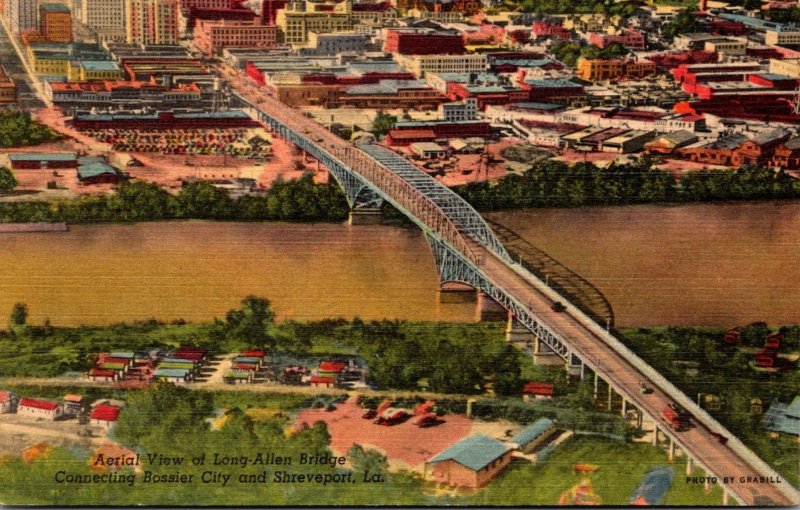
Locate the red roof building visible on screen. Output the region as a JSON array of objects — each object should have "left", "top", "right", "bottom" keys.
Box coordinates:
[
  {"left": 309, "top": 376, "right": 336, "bottom": 387},
  {"left": 90, "top": 404, "right": 121, "bottom": 426},
  {"left": 522, "top": 382, "right": 554, "bottom": 399},
  {"left": 89, "top": 368, "right": 118, "bottom": 380},
  {"left": 319, "top": 361, "right": 347, "bottom": 373},
  {"left": 19, "top": 398, "right": 60, "bottom": 414},
  {"left": 241, "top": 349, "right": 266, "bottom": 358},
  {"left": 384, "top": 29, "right": 465, "bottom": 55}
]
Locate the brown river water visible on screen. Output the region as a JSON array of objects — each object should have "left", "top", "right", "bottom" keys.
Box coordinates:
[{"left": 0, "top": 200, "right": 797, "bottom": 327}]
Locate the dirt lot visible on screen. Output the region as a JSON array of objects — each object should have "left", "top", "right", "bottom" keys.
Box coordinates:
[
  {"left": 0, "top": 413, "right": 108, "bottom": 457},
  {"left": 295, "top": 398, "right": 497, "bottom": 472}
]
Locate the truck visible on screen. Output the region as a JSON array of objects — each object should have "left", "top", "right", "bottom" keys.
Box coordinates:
[{"left": 662, "top": 404, "right": 691, "bottom": 431}]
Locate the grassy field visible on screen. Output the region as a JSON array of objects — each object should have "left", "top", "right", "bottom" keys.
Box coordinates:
[{"left": 463, "top": 437, "right": 724, "bottom": 506}]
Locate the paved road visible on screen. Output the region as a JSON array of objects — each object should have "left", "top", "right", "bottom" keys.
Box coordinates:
[
  {"left": 218, "top": 69, "right": 798, "bottom": 506},
  {"left": 477, "top": 244, "right": 796, "bottom": 506}
]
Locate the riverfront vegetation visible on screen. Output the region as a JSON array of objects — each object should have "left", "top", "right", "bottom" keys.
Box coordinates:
[
  {"left": 619, "top": 324, "right": 800, "bottom": 487},
  {"left": 454, "top": 160, "right": 800, "bottom": 211},
  {"left": 0, "top": 110, "right": 60, "bottom": 149},
  {"left": 0, "top": 383, "right": 699, "bottom": 506},
  {"left": 0, "top": 176, "right": 349, "bottom": 223},
  {"left": 2, "top": 158, "right": 800, "bottom": 223}
]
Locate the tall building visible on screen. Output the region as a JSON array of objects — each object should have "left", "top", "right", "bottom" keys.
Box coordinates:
[
  {"left": 40, "top": 3, "right": 72, "bottom": 43},
  {"left": 275, "top": 0, "right": 352, "bottom": 45},
  {"left": 126, "top": 0, "right": 180, "bottom": 45},
  {"left": 81, "top": 0, "right": 126, "bottom": 42},
  {"left": 6, "top": 0, "right": 38, "bottom": 33}
]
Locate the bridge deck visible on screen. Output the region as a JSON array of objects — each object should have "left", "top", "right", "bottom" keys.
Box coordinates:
[{"left": 224, "top": 69, "right": 798, "bottom": 506}]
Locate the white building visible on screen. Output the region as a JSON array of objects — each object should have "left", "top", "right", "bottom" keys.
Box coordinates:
[
  {"left": 439, "top": 97, "right": 478, "bottom": 122},
  {"left": 301, "top": 31, "right": 370, "bottom": 55},
  {"left": 394, "top": 53, "right": 488, "bottom": 77}
]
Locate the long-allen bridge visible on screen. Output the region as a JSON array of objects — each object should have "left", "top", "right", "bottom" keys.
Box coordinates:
[{"left": 231, "top": 85, "right": 798, "bottom": 507}]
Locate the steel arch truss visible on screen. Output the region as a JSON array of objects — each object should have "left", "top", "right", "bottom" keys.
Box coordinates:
[
  {"left": 359, "top": 143, "right": 511, "bottom": 261},
  {"left": 251, "top": 106, "right": 384, "bottom": 210},
  {"left": 426, "top": 234, "right": 571, "bottom": 360}
]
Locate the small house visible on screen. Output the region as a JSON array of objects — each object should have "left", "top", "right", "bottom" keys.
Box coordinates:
[
  {"left": 723, "top": 328, "right": 740, "bottom": 345},
  {"left": 224, "top": 371, "right": 252, "bottom": 385},
  {"left": 751, "top": 397, "right": 763, "bottom": 416},
  {"left": 702, "top": 394, "right": 722, "bottom": 412},
  {"left": 522, "top": 381, "right": 554, "bottom": 401},
  {"left": 762, "top": 396, "right": 800, "bottom": 442},
  {"left": 90, "top": 404, "right": 121, "bottom": 427},
  {"left": 233, "top": 356, "right": 263, "bottom": 369},
  {"left": 0, "top": 391, "right": 20, "bottom": 413},
  {"left": 18, "top": 398, "right": 62, "bottom": 420},
  {"left": 154, "top": 368, "right": 191, "bottom": 384},
  {"left": 426, "top": 434, "right": 513, "bottom": 488},
  {"left": 309, "top": 376, "right": 336, "bottom": 388},
  {"left": 89, "top": 368, "right": 118, "bottom": 382},
  {"left": 508, "top": 418, "right": 558, "bottom": 453}
]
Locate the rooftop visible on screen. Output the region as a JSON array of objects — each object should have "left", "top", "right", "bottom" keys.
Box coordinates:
[
  {"left": 509, "top": 418, "right": 555, "bottom": 447},
  {"left": 428, "top": 434, "right": 511, "bottom": 471},
  {"left": 41, "top": 3, "right": 70, "bottom": 13}
]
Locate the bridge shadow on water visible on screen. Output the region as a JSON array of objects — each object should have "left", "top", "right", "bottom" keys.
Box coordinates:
[{"left": 486, "top": 219, "right": 616, "bottom": 330}]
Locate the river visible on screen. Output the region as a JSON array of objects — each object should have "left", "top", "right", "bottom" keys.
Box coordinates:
[{"left": 0, "top": 201, "right": 797, "bottom": 328}]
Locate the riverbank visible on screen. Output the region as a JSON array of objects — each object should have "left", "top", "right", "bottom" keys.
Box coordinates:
[{"left": 0, "top": 222, "right": 67, "bottom": 233}]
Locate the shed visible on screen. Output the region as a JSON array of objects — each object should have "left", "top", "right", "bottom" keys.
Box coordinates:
[
  {"left": 410, "top": 142, "right": 448, "bottom": 159},
  {"left": 509, "top": 418, "right": 557, "bottom": 453},
  {"left": 154, "top": 368, "right": 191, "bottom": 383},
  {"left": 89, "top": 368, "right": 118, "bottom": 381},
  {"left": 426, "top": 434, "right": 513, "bottom": 488}
]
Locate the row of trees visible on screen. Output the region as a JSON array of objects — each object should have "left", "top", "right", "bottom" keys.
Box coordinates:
[
  {"left": 0, "top": 175, "right": 350, "bottom": 224},
  {"left": 454, "top": 159, "right": 800, "bottom": 211}
]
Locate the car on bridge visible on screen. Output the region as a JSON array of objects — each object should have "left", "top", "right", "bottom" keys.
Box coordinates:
[{"left": 551, "top": 301, "right": 567, "bottom": 312}]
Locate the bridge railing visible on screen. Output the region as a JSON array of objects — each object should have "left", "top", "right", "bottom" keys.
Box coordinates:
[{"left": 503, "top": 258, "right": 798, "bottom": 504}]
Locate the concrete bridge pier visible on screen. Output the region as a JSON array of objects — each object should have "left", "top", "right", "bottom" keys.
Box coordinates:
[
  {"left": 636, "top": 408, "right": 643, "bottom": 431},
  {"left": 347, "top": 207, "right": 383, "bottom": 225},
  {"left": 534, "top": 336, "right": 563, "bottom": 367},
  {"left": 652, "top": 425, "right": 659, "bottom": 446},
  {"left": 722, "top": 489, "right": 729, "bottom": 506},
  {"left": 438, "top": 282, "right": 477, "bottom": 304},
  {"left": 476, "top": 292, "right": 507, "bottom": 322},
  {"left": 687, "top": 457, "right": 695, "bottom": 476},
  {"left": 669, "top": 437, "right": 675, "bottom": 462},
  {"left": 593, "top": 372, "right": 599, "bottom": 399},
  {"left": 566, "top": 352, "right": 583, "bottom": 377},
  {"left": 505, "top": 315, "right": 535, "bottom": 349}
]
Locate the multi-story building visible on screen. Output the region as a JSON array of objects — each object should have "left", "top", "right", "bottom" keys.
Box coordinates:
[
  {"left": 275, "top": 0, "right": 352, "bottom": 45},
  {"left": 439, "top": 97, "right": 477, "bottom": 121},
  {"left": 394, "top": 53, "right": 488, "bottom": 77},
  {"left": 383, "top": 28, "right": 465, "bottom": 55},
  {"left": 351, "top": 2, "right": 397, "bottom": 28},
  {"left": 40, "top": 3, "right": 72, "bottom": 43},
  {"left": 300, "top": 31, "right": 370, "bottom": 55},
  {"left": 81, "top": 0, "right": 127, "bottom": 43},
  {"left": 193, "top": 17, "right": 278, "bottom": 55},
  {"left": 180, "top": 0, "right": 237, "bottom": 12},
  {"left": 6, "top": 0, "right": 37, "bottom": 33},
  {"left": 576, "top": 58, "right": 656, "bottom": 82},
  {"left": 126, "top": 0, "right": 180, "bottom": 45},
  {"left": 46, "top": 79, "right": 210, "bottom": 110},
  {"left": 532, "top": 17, "right": 573, "bottom": 41},
  {"left": 765, "top": 29, "right": 800, "bottom": 46},
  {"left": 587, "top": 29, "right": 646, "bottom": 50}
]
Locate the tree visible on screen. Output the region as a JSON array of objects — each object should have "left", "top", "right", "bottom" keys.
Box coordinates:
[
  {"left": 223, "top": 296, "right": 278, "bottom": 350},
  {"left": 347, "top": 444, "right": 388, "bottom": 474},
  {"left": 371, "top": 111, "right": 396, "bottom": 138},
  {"left": 9, "top": 302, "right": 28, "bottom": 334},
  {"left": 0, "top": 167, "right": 17, "bottom": 194}
]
